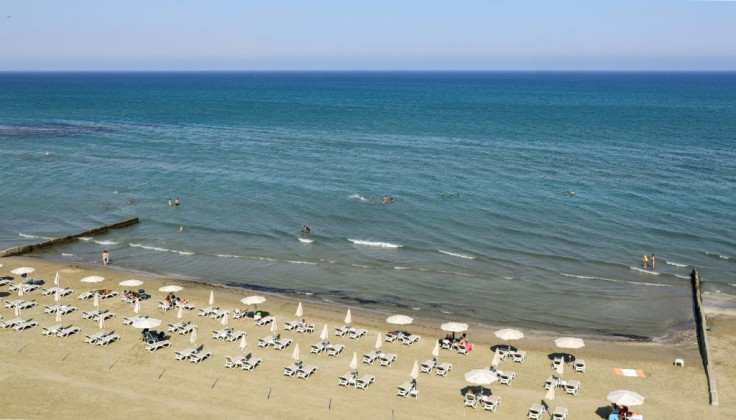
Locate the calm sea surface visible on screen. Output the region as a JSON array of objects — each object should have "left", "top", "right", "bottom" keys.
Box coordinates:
[{"left": 1, "top": 72, "right": 735, "bottom": 338}]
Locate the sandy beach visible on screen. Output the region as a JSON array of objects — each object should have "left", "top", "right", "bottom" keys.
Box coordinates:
[{"left": 0, "top": 255, "right": 733, "bottom": 420}]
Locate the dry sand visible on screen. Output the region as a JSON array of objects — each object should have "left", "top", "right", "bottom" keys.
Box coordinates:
[{"left": 0, "top": 255, "right": 733, "bottom": 419}]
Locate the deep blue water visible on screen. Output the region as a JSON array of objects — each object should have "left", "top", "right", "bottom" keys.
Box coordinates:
[{"left": 1, "top": 72, "right": 735, "bottom": 338}]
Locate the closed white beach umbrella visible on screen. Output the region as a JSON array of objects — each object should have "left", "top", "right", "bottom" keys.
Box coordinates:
[
  {"left": 441, "top": 322, "right": 468, "bottom": 333},
  {"left": 221, "top": 313, "right": 229, "bottom": 326},
  {"left": 495, "top": 328, "right": 524, "bottom": 341},
  {"left": 432, "top": 341, "right": 440, "bottom": 358},
  {"left": 239, "top": 335, "right": 247, "bottom": 352},
  {"left": 55, "top": 309, "right": 62, "bottom": 323},
  {"left": 54, "top": 288, "right": 61, "bottom": 303},
  {"left": 320, "top": 324, "right": 329, "bottom": 341},
  {"left": 14, "top": 304, "right": 21, "bottom": 317},
  {"left": 119, "top": 279, "right": 143, "bottom": 287},
  {"left": 387, "top": 314, "right": 413, "bottom": 325},
  {"left": 344, "top": 309, "right": 352, "bottom": 325},
  {"left": 176, "top": 306, "right": 183, "bottom": 319},
  {"left": 556, "top": 359, "right": 565, "bottom": 375},
  {"left": 410, "top": 360, "right": 419, "bottom": 380},
  {"left": 54, "top": 272, "right": 61, "bottom": 286},
  {"left": 349, "top": 351, "right": 358, "bottom": 370},
  {"left": 209, "top": 290, "right": 215, "bottom": 306},
  {"left": 11, "top": 267, "right": 35, "bottom": 275},
  {"left": 134, "top": 300, "right": 141, "bottom": 315},
  {"left": 292, "top": 343, "right": 301, "bottom": 361},
  {"left": 93, "top": 293, "right": 99, "bottom": 308},
  {"left": 190, "top": 328, "right": 197, "bottom": 344},
  {"left": 81, "top": 276, "right": 105, "bottom": 283},
  {"left": 464, "top": 369, "right": 498, "bottom": 385},
  {"left": 99, "top": 316, "right": 105, "bottom": 330},
  {"left": 241, "top": 295, "right": 266, "bottom": 305},
  {"left": 270, "top": 317, "right": 278, "bottom": 333},
  {"left": 491, "top": 348, "right": 501, "bottom": 367},
  {"left": 158, "top": 285, "right": 183, "bottom": 293},
  {"left": 17, "top": 284, "right": 24, "bottom": 297},
  {"left": 375, "top": 332, "right": 383, "bottom": 350},
  {"left": 545, "top": 380, "right": 557, "bottom": 400},
  {"left": 295, "top": 302, "right": 303, "bottom": 317},
  {"left": 607, "top": 390, "right": 645, "bottom": 406},
  {"left": 132, "top": 317, "right": 162, "bottom": 329}
]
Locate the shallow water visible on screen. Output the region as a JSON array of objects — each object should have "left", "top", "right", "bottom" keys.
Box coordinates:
[{"left": 2, "top": 72, "right": 735, "bottom": 338}]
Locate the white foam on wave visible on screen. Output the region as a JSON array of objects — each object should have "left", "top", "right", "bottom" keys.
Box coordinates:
[
  {"left": 674, "top": 274, "right": 689, "bottom": 279},
  {"left": 94, "top": 240, "right": 118, "bottom": 245},
  {"left": 349, "top": 194, "right": 373, "bottom": 203},
  {"left": 287, "top": 260, "right": 317, "bottom": 265},
  {"left": 666, "top": 261, "right": 687, "bottom": 267},
  {"left": 351, "top": 264, "right": 370, "bottom": 269},
  {"left": 78, "top": 237, "right": 91, "bottom": 241},
  {"left": 348, "top": 238, "right": 402, "bottom": 248},
  {"left": 562, "top": 272, "right": 672, "bottom": 287},
  {"left": 412, "top": 307, "right": 421, "bottom": 311},
  {"left": 705, "top": 251, "right": 731, "bottom": 260},
  {"left": 438, "top": 250, "right": 476, "bottom": 259},
  {"left": 130, "top": 243, "right": 170, "bottom": 252},
  {"left": 19, "top": 232, "right": 52, "bottom": 240},
  {"left": 629, "top": 267, "right": 660, "bottom": 275},
  {"left": 178, "top": 251, "right": 194, "bottom": 256},
  {"left": 297, "top": 237, "right": 314, "bottom": 244},
  {"left": 61, "top": 253, "right": 74, "bottom": 257},
  {"left": 394, "top": 266, "right": 410, "bottom": 270},
  {"left": 216, "top": 254, "right": 240, "bottom": 258},
  {"left": 561, "top": 273, "right": 594, "bottom": 279}
]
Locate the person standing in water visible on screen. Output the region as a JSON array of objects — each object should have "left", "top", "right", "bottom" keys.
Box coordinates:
[
  {"left": 650, "top": 253, "right": 655, "bottom": 270},
  {"left": 168, "top": 198, "right": 172, "bottom": 207},
  {"left": 102, "top": 250, "right": 110, "bottom": 266},
  {"left": 642, "top": 254, "right": 648, "bottom": 269},
  {"left": 301, "top": 225, "right": 310, "bottom": 234},
  {"left": 174, "top": 198, "right": 180, "bottom": 206}
]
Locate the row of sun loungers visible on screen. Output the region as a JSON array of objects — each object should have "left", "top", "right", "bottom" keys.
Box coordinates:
[
  {"left": 283, "top": 363, "right": 318, "bottom": 379},
  {"left": 84, "top": 330, "right": 120, "bottom": 346},
  {"left": 8, "top": 283, "right": 40, "bottom": 293},
  {"left": 43, "top": 304, "right": 78, "bottom": 315},
  {"left": 4, "top": 299, "right": 37, "bottom": 310},
  {"left": 211, "top": 327, "right": 246, "bottom": 342},
  {"left": 396, "top": 381, "right": 419, "bottom": 398},
  {"left": 1, "top": 318, "right": 39, "bottom": 331},
  {"left": 82, "top": 309, "right": 115, "bottom": 322},
  {"left": 224, "top": 355, "right": 262, "bottom": 370},
  {"left": 465, "top": 393, "right": 501, "bottom": 411},
  {"left": 529, "top": 404, "right": 568, "bottom": 420},
  {"left": 78, "top": 290, "right": 119, "bottom": 300},
  {"left": 310, "top": 342, "right": 345, "bottom": 356},
  {"left": 42, "top": 324, "right": 81, "bottom": 337},
  {"left": 41, "top": 287, "right": 74, "bottom": 297},
  {"left": 385, "top": 331, "right": 421, "bottom": 345},
  {"left": 338, "top": 372, "right": 375, "bottom": 389},
  {"left": 174, "top": 347, "right": 212, "bottom": 364}
]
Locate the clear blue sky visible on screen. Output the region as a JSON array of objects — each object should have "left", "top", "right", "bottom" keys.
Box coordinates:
[{"left": 2, "top": 0, "right": 735, "bottom": 71}]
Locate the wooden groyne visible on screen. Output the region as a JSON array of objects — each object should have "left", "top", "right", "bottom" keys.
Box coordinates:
[
  {"left": 691, "top": 268, "right": 719, "bottom": 406},
  {"left": 0, "top": 217, "right": 139, "bottom": 257}
]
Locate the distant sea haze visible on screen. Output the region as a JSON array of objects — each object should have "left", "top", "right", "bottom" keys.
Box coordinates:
[{"left": 1, "top": 72, "right": 735, "bottom": 339}]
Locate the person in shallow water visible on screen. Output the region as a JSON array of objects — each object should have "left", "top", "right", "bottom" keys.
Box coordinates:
[{"left": 301, "top": 225, "right": 310, "bottom": 234}]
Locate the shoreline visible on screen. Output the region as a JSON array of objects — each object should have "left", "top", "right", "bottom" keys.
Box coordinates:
[
  {"left": 28, "top": 253, "right": 695, "bottom": 344},
  {"left": 2, "top": 255, "right": 734, "bottom": 419}
]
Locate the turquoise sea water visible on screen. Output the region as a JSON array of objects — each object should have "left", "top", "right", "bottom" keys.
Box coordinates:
[{"left": 1, "top": 72, "right": 735, "bottom": 339}]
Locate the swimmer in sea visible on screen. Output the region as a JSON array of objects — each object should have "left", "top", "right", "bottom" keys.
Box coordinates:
[
  {"left": 567, "top": 190, "right": 576, "bottom": 198},
  {"left": 301, "top": 225, "right": 311, "bottom": 234},
  {"left": 382, "top": 195, "right": 388, "bottom": 205},
  {"left": 168, "top": 198, "right": 172, "bottom": 207},
  {"left": 126, "top": 199, "right": 133, "bottom": 205},
  {"left": 174, "top": 197, "right": 180, "bottom": 206},
  {"left": 179, "top": 225, "right": 184, "bottom": 232}
]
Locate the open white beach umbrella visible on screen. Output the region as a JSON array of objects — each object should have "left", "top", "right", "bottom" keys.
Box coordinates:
[
  {"left": 81, "top": 276, "right": 105, "bottom": 283},
  {"left": 432, "top": 341, "right": 440, "bottom": 358},
  {"left": 134, "top": 300, "right": 141, "bottom": 315},
  {"left": 119, "top": 279, "right": 143, "bottom": 287},
  {"left": 387, "top": 314, "right": 413, "bottom": 325},
  {"left": 55, "top": 309, "right": 62, "bottom": 323},
  {"left": 159, "top": 285, "right": 183, "bottom": 293},
  {"left": 132, "top": 317, "right": 162, "bottom": 329},
  {"left": 239, "top": 335, "right": 247, "bottom": 352},
  {"left": 464, "top": 369, "right": 499, "bottom": 385},
  {"left": 495, "top": 328, "right": 524, "bottom": 341},
  {"left": 54, "top": 272, "right": 61, "bottom": 286},
  {"left": 221, "top": 313, "right": 229, "bottom": 326},
  {"left": 320, "top": 324, "right": 329, "bottom": 341},
  {"left": 345, "top": 309, "right": 352, "bottom": 325},
  {"left": 11, "top": 267, "right": 35, "bottom": 275},
  {"left": 607, "top": 390, "right": 645, "bottom": 406},
  {"left": 375, "top": 332, "right": 383, "bottom": 350},
  {"left": 93, "top": 293, "right": 100, "bottom": 308},
  {"left": 209, "top": 290, "right": 215, "bottom": 306},
  {"left": 441, "top": 322, "right": 468, "bottom": 333},
  {"left": 555, "top": 337, "right": 585, "bottom": 349},
  {"left": 295, "top": 302, "right": 303, "bottom": 317},
  {"left": 241, "top": 295, "right": 266, "bottom": 305},
  {"left": 190, "top": 328, "right": 197, "bottom": 344},
  {"left": 176, "top": 306, "right": 183, "bottom": 319},
  {"left": 292, "top": 343, "right": 301, "bottom": 361},
  {"left": 270, "top": 317, "right": 278, "bottom": 333},
  {"left": 410, "top": 360, "right": 419, "bottom": 380},
  {"left": 349, "top": 351, "right": 358, "bottom": 370}
]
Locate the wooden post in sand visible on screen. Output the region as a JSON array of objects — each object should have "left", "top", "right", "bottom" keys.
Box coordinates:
[
  {"left": 690, "top": 268, "right": 719, "bottom": 406},
  {"left": 0, "top": 217, "right": 139, "bottom": 257}
]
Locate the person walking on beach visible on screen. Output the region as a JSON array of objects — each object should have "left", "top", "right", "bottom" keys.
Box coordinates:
[
  {"left": 642, "top": 254, "right": 648, "bottom": 269},
  {"left": 651, "top": 253, "right": 656, "bottom": 270},
  {"left": 102, "top": 250, "right": 110, "bottom": 267}
]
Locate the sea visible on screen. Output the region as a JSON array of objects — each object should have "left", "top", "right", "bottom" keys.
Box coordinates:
[{"left": 1, "top": 71, "right": 735, "bottom": 340}]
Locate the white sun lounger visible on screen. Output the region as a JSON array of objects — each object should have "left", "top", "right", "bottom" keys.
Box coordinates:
[
  {"left": 175, "top": 348, "right": 197, "bottom": 361},
  {"left": 355, "top": 375, "right": 375, "bottom": 390},
  {"left": 396, "top": 382, "right": 413, "bottom": 397},
  {"left": 363, "top": 351, "right": 379, "bottom": 365},
  {"left": 42, "top": 323, "right": 64, "bottom": 336},
  {"left": 334, "top": 325, "right": 352, "bottom": 337},
  {"left": 327, "top": 344, "right": 345, "bottom": 357},
  {"left": 499, "top": 371, "right": 515, "bottom": 385},
  {"left": 338, "top": 372, "right": 357, "bottom": 387},
  {"left": 297, "top": 323, "right": 314, "bottom": 334},
  {"left": 14, "top": 320, "right": 39, "bottom": 331},
  {"left": 349, "top": 328, "right": 367, "bottom": 339},
  {"left": 4, "top": 299, "right": 23, "bottom": 309},
  {"left": 210, "top": 309, "right": 229, "bottom": 320},
  {"left": 57, "top": 325, "right": 81, "bottom": 338},
  {"left": 283, "top": 363, "right": 299, "bottom": 377},
  {"left": 176, "top": 302, "right": 195, "bottom": 311},
  {"left": 273, "top": 338, "right": 293, "bottom": 350},
  {"left": 78, "top": 290, "right": 97, "bottom": 300},
  {"left": 552, "top": 406, "right": 568, "bottom": 420},
  {"left": 0, "top": 317, "right": 24, "bottom": 329},
  {"left": 212, "top": 327, "right": 233, "bottom": 340},
  {"left": 402, "top": 334, "right": 421, "bottom": 346},
  {"left": 255, "top": 315, "right": 274, "bottom": 327},
  {"left": 420, "top": 359, "right": 436, "bottom": 373},
  {"left": 225, "top": 330, "right": 246, "bottom": 342},
  {"left": 311, "top": 342, "right": 327, "bottom": 354},
  {"left": 435, "top": 362, "right": 453, "bottom": 376},
  {"left": 573, "top": 359, "right": 586, "bottom": 372},
  {"left": 158, "top": 301, "right": 173, "bottom": 311},
  {"left": 17, "top": 300, "right": 38, "bottom": 310},
  {"left": 198, "top": 306, "right": 217, "bottom": 317},
  {"left": 379, "top": 353, "right": 397, "bottom": 367},
  {"left": 242, "top": 357, "right": 262, "bottom": 371},
  {"left": 512, "top": 350, "right": 527, "bottom": 363},
  {"left": 190, "top": 351, "right": 212, "bottom": 364},
  {"left": 564, "top": 380, "right": 580, "bottom": 395},
  {"left": 177, "top": 324, "right": 197, "bottom": 335},
  {"left": 84, "top": 331, "right": 110, "bottom": 344},
  {"left": 167, "top": 321, "right": 188, "bottom": 332},
  {"left": 97, "top": 333, "right": 120, "bottom": 346},
  {"left": 528, "top": 403, "right": 544, "bottom": 420},
  {"left": 482, "top": 395, "right": 501, "bottom": 412},
  {"left": 297, "top": 365, "right": 317, "bottom": 379},
  {"left": 146, "top": 340, "right": 171, "bottom": 352},
  {"left": 284, "top": 320, "right": 301, "bottom": 331},
  {"left": 258, "top": 335, "right": 276, "bottom": 348},
  {"left": 225, "top": 355, "right": 247, "bottom": 369}
]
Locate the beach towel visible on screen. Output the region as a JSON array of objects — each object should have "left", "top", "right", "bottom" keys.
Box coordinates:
[{"left": 613, "top": 368, "right": 645, "bottom": 378}]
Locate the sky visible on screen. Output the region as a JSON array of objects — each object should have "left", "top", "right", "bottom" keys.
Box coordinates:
[{"left": 1, "top": 0, "right": 735, "bottom": 71}]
